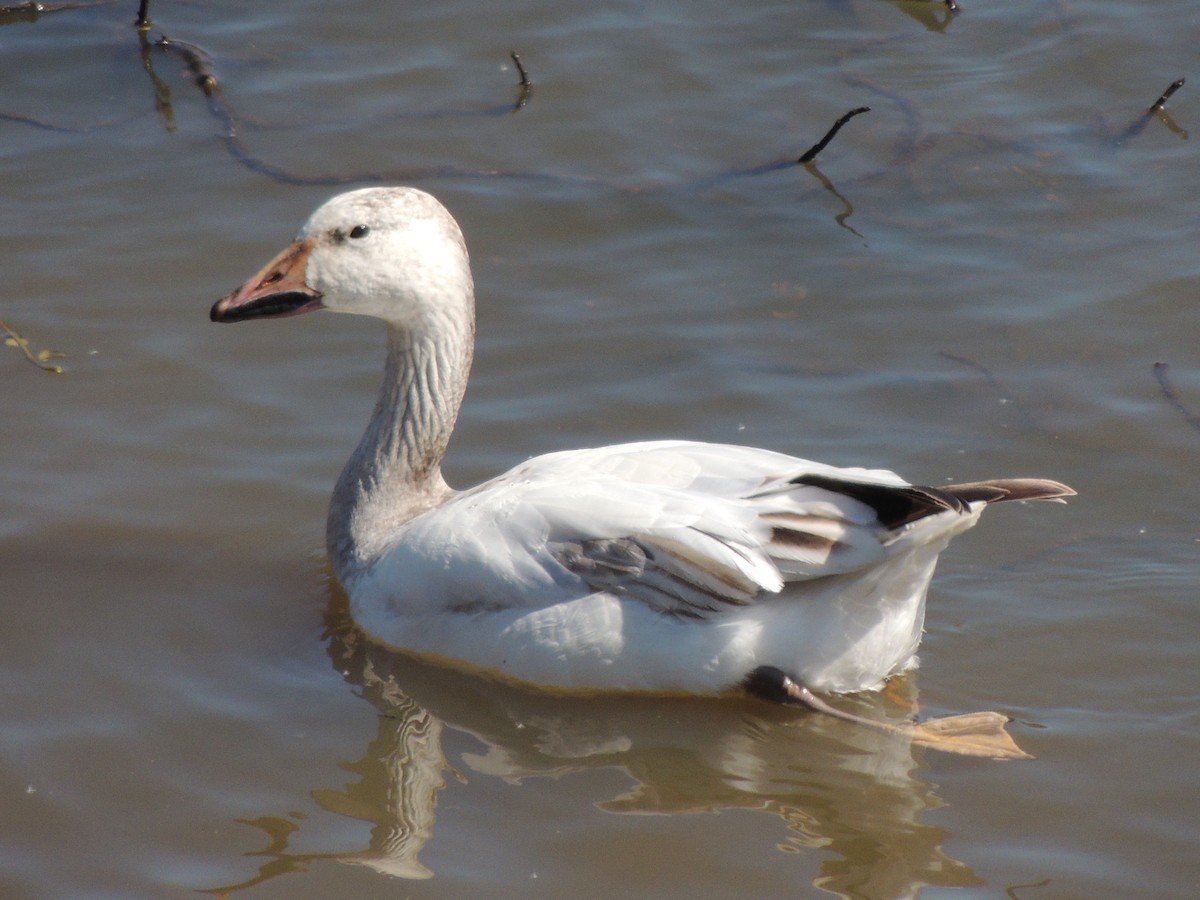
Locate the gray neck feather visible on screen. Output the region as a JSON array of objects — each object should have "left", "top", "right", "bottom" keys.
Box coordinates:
[{"left": 327, "top": 318, "right": 472, "bottom": 585}]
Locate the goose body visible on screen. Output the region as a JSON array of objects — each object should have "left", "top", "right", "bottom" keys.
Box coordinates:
[{"left": 212, "top": 187, "right": 1073, "bottom": 702}]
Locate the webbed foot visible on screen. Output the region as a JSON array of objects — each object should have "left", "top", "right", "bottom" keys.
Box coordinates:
[{"left": 744, "top": 665, "right": 1032, "bottom": 760}]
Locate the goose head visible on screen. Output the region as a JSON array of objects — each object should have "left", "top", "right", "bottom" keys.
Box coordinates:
[{"left": 211, "top": 187, "right": 474, "bottom": 331}]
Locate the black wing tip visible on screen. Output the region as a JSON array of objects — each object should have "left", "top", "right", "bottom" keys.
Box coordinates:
[
  {"left": 789, "top": 473, "right": 1074, "bottom": 530},
  {"left": 789, "top": 473, "right": 966, "bottom": 529}
]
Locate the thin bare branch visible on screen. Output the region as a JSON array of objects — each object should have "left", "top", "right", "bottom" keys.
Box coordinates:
[
  {"left": 1150, "top": 77, "right": 1185, "bottom": 111},
  {"left": 798, "top": 106, "right": 870, "bottom": 164},
  {"left": 1114, "top": 78, "right": 1187, "bottom": 143},
  {"left": 510, "top": 51, "right": 532, "bottom": 112}
]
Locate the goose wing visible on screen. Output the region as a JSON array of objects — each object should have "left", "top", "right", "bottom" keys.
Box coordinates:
[{"left": 377, "top": 441, "right": 1006, "bottom": 620}]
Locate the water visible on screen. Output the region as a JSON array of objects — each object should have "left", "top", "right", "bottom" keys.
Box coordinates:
[{"left": 2, "top": 0, "right": 1198, "bottom": 896}]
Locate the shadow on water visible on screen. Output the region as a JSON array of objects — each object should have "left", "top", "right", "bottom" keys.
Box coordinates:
[{"left": 203, "top": 588, "right": 986, "bottom": 897}]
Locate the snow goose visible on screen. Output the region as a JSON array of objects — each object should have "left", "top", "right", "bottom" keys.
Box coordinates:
[{"left": 212, "top": 187, "right": 1073, "bottom": 758}]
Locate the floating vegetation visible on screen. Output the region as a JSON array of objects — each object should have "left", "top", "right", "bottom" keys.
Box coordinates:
[{"left": 0, "top": 319, "right": 66, "bottom": 374}]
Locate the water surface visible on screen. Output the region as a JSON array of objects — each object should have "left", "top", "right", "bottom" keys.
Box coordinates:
[{"left": 2, "top": 1, "right": 1198, "bottom": 896}]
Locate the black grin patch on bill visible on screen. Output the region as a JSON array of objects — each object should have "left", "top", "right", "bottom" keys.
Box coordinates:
[{"left": 210, "top": 290, "right": 321, "bottom": 322}]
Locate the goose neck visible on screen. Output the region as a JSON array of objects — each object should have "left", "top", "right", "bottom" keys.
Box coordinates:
[{"left": 327, "top": 320, "right": 472, "bottom": 581}]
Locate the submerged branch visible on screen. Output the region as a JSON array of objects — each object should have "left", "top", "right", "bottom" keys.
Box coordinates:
[
  {"left": 939, "top": 351, "right": 1007, "bottom": 396},
  {"left": 154, "top": 34, "right": 219, "bottom": 94},
  {"left": 1114, "top": 77, "right": 1187, "bottom": 143},
  {"left": 889, "top": 0, "right": 959, "bottom": 33},
  {"left": 0, "top": 1, "right": 109, "bottom": 25},
  {"left": 2, "top": 11, "right": 885, "bottom": 198},
  {"left": 137, "top": 24, "right": 174, "bottom": 131},
  {"left": 1153, "top": 361, "right": 1200, "bottom": 434},
  {"left": 803, "top": 163, "right": 865, "bottom": 240},
  {"left": 0, "top": 109, "right": 141, "bottom": 131}
]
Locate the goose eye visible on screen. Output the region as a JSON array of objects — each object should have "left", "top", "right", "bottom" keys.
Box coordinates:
[{"left": 349, "top": 224, "right": 371, "bottom": 239}]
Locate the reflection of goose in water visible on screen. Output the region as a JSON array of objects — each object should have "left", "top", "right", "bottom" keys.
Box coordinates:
[
  {"left": 211, "top": 187, "right": 1072, "bottom": 756},
  {"left": 203, "top": 597, "right": 988, "bottom": 896}
]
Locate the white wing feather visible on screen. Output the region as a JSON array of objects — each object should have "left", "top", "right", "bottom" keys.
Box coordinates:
[{"left": 362, "top": 441, "right": 941, "bottom": 620}]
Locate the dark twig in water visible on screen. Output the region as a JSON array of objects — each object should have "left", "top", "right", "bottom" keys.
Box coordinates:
[
  {"left": 0, "top": 319, "right": 66, "bottom": 374},
  {"left": 939, "top": 351, "right": 1006, "bottom": 395},
  {"left": 938, "top": 352, "right": 1050, "bottom": 434},
  {"left": 1150, "top": 77, "right": 1185, "bottom": 111},
  {"left": 887, "top": 0, "right": 957, "bottom": 33},
  {"left": 136, "top": 27, "right": 222, "bottom": 134},
  {"left": 0, "top": 13, "right": 898, "bottom": 199},
  {"left": 511, "top": 51, "right": 530, "bottom": 88},
  {"left": 0, "top": 0, "right": 44, "bottom": 20},
  {"left": 140, "top": 31, "right": 562, "bottom": 185},
  {"left": 0, "top": 0, "right": 109, "bottom": 23},
  {"left": 155, "top": 34, "right": 219, "bottom": 94},
  {"left": 1006, "top": 879, "right": 1052, "bottom": 900},
  {"left": 798, "top": 106, "right": 870, "bottom": 164},
  {"left": 1153, "top": 362, "right": 1200, "bottom": 434},
  {"left": 510, "top": 51, "right": 532, "bottom": 112},
  {"left": 1114, "top": 78, "right": 1187, "bottom": 143},
  {"left": 0, "top": 109, "right": 142, "bottom": 130}
]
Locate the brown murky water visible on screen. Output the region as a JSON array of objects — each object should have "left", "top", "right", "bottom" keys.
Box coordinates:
[{"left": 2, "top": 1, "right": 1198, "bottom": 896}]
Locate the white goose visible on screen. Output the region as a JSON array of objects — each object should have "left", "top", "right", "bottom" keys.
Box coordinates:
[{"left": 212, "top": 187, "right": 1073, "bottom": 758}]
